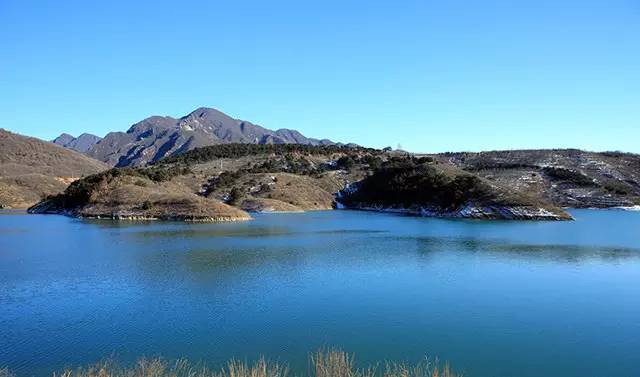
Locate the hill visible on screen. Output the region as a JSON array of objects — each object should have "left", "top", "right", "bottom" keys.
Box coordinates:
[
  {"left": 30, "top": 144, "right": 572, "bottom": 220},
  {"left": 65, "top": 107, "right": 336, "bottom": 167},
  {"left": 436, "top": 149, "right": 640, "bottom": 208},
  {"left": 337, "top": 156, "right": 571, "bottom": 220},
  {"left": 0, "top": 129, "right": 109, "bottom": 209},
  {"left": 29, "top": 168, "right": 251, "bottom": 222}
]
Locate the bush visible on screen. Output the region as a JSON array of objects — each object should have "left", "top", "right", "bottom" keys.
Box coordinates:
[
  {"left": 227, "top": 187, "right": 244, "bottom": 205},
  {"left": 542, "top": 167, "right": 594, "bottom": 186},
  {"left": 336, "top": 156, "right": 355, "bottom": 169}
]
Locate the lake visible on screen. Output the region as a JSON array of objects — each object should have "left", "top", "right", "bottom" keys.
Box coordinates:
[{"left": 1, "top": 209, "right": 639, "bottom": 377}]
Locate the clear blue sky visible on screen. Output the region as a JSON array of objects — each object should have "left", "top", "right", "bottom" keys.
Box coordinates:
[{"left": 1, "top": 0, "right": 638, "bottom": 152}]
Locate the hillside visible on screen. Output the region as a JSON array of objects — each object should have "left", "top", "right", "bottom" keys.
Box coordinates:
[
  {"left": 0, "top": 129, "right": 109, "bottom": 209},
  {"left": 71, "top": 107, "right": 335, "bottom": 167},
  {"left": 30, "top": 144, "right": 572, "bottom": 220},
  {"left": 30, "top": 144, "right": 375, "bottom": 218},
  {"left": 436, "top": 149, "right": 640, "bottom": 208},
  {"left": 337, "top": 156, "right": 572, "bottom": 220},
  {"left": 29, "top": 168, "right": 251, "bottom": 221}
]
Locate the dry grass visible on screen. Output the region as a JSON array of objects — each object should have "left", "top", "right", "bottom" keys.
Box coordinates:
[{"left": 3, "top": 351, "right": 460, "bottom": 377}]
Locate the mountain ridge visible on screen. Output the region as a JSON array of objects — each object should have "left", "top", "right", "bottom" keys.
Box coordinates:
[
  {"left": 55, "top": 107, "right": 338, "bottom": 167},
  {"left": 53, "top": 132, "right": 103, "bottom": 153}
]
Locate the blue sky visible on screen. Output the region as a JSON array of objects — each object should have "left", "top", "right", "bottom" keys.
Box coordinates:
[{"left": 1, "top": 0, "right": 638, "bottom": 152}]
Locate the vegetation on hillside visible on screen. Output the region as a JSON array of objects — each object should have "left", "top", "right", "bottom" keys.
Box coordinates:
[
  {"left": 0, "top": 350, "right": 461, "bottom": 377},
  {"left": 37, "top": 165, "right": 193, "bottom": 210},
  {"left": 157, "top": 143, "right": 377, "bottom": 165},
  {"left": 0, "top": 129, "right": 108, "bottom": 208},
  {"left": 339, "top": 157, "right": 524, "bottom": 210},
  {"left": 201, "top": 151, "right": 381, "bottom": 198},
  {"left": 541, "top": 166, "right": 594, "bottom": 186}
]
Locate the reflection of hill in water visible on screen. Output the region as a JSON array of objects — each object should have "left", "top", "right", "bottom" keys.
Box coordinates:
[{"left": 407, "top": 235, "right": 640, "bottom": 262}]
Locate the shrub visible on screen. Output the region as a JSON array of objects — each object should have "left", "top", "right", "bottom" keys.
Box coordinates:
[
  {"left": 542, "top": 167, "right": 594, "bottom": 186},
  {"left": 228, "top": 187, "right": 244, "bottom": 205},
  {"left": 157, "top": 144, "right": 378, "bottom": 165}
]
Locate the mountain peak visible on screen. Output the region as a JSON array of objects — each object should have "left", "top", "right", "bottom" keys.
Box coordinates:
[
  {"left": 53, "top": 133, "right": 75, "bottom": 145},
  {"left": 53, "top": 132, "right": 102, "bottom": 153},
  {"left": 59, "top": 107, "right": 336, "bottom": 167}
]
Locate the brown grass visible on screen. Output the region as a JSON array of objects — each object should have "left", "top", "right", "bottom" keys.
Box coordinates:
[{"left": 4, "top": 351, "right": 461, "bottom": 377}]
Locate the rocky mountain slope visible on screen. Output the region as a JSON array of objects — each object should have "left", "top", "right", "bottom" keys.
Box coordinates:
[
  {"left": 0, "top": 129, "right": 109, "bottom": 209},
  {"left": 64, "top": 107, "right": 334, "bottom": 167},
  {"left": 435, "top": 149, "right": 640, "bottom": 208},
  {"left": 53, "top": 133, "right": 102, "bottom": 153}
]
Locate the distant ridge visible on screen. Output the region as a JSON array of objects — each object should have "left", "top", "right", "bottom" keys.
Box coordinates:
[
  {"left": 56, "top": 107, "right": 337, "bottom": 167},
  {"left": 53, "top": 132, "right": 102, "bottom": 153}
]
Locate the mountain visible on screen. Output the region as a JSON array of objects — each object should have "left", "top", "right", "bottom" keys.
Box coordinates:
[
  {"left": 53, "top": 133, "right": 102, "bottom": 153},
  {"left": 78, "top": 107, "right": 334, "bottom": 167},
  {"left": 0, "top": 129, "right": 108, "bottom": 209}
]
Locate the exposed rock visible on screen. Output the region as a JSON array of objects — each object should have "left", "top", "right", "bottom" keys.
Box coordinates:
[{"left": 344, "top": 203, "right": 570, "bottom": 220}]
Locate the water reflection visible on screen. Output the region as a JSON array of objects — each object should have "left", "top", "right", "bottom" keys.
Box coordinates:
[{"left": 1, "top": 210, "right": 640, "bottom": 377}]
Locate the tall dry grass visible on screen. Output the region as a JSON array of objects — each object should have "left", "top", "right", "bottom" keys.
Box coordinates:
[{"left": 4, "top": 350, "right": 461, "bottom": 377}]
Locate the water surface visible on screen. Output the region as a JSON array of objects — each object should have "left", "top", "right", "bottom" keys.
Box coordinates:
[{"left": 1, "top": 210, "right": 639, "bottom": 377}]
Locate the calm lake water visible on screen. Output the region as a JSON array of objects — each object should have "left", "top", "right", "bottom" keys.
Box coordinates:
[{"left": 1, "top": 209, "right": 639, "bottom": 377}]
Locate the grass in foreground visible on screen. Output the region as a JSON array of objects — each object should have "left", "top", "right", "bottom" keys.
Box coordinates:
[{"left": 2, "top": 350, "right": 461, "bottom": 377}]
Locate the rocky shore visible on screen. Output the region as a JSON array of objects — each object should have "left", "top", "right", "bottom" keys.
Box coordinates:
[{"left": 341, "top": 203, "right": 572, "bottom": 221}]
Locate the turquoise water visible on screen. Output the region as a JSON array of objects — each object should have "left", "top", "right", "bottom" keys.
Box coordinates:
[{"left": 1, "top": 210, "right": 639, "bottom": 377}]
